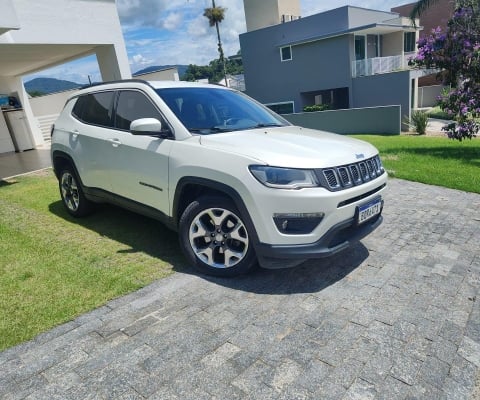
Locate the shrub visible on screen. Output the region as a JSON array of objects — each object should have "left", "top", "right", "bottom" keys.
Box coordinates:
[
  {"left": 303, "top": 104, "right": 330, "bottom": 112},
  {"left": 405, "top": 110, "right": 429, "bottom": 135}
]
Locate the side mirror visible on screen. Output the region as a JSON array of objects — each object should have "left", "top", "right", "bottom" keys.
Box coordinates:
[{"left": 130, "top": 118, "right": 162, "bottom": 135}]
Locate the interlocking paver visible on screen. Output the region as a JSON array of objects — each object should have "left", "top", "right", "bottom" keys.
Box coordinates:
[{"left": 1, "top": 178, "right": 479, "bottom": 399}]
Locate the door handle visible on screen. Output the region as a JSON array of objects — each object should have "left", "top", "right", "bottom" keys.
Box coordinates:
[
  {"left": 108, "top": 138, "right": 121, "bottom": 147},
  {"left": 70, "top": 130, "right": 79, "bottom": 139}
]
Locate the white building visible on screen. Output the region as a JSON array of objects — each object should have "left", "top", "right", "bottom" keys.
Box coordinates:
[{"left": 0, "top": 0, "right": 131, "bottom": 154}]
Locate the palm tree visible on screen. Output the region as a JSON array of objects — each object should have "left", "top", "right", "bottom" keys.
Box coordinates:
[
  {"left": 409, "top": 0, "right": 442, "bottom": 20},
  {"left": 203, "top": 0, "right": 228, "bottom": 86}
]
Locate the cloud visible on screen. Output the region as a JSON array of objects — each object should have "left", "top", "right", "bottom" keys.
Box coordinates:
[
  {"left": 131, "top": 54, "right": 153, "bottom": 68},
  {"left": 162, "top": 12, "right": 183, "bottom": 31}
]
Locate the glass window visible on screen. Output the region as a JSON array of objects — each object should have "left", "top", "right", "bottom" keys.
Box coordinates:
[
  {"left": 266, "top": 102, "right": 294, "bottom": 115},
  {"left": 115, "top": 90, "right": 164, "bottom": 131},
  {"left": 355, "top": 36, "right": 366, "bottom": 61},
  {"left": 156, "top": 87, "right": 289, "bottom": 134},
  {"left": 404, "top": 32, "right": 416, "bottom": 52},
  {"left": 73, "top": 91, "right": 114, "bottom": 127},
  {"left": 280, "top": 46, "right": 292, "bottom": 61}
]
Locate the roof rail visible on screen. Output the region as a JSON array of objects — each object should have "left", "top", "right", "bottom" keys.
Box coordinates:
[{"left": 79, "top": 79, "right": 153, "bottom": 90}]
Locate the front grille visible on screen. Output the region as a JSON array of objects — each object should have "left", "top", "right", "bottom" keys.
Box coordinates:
[{"left": 318, "top": 155, "right": 384, "bottom": 191}]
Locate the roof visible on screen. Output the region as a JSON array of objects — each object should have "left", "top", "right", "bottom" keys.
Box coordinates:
[{"left": 276, "top": 21, "right": 421, "bottom": 48}]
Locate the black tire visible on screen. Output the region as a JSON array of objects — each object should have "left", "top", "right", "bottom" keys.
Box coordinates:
[
  {"left": 58, "top": 166, "right": 93, "bottom": 217},
  {"left": 179, "top": 196, "right": 257, "bottom": 277}
]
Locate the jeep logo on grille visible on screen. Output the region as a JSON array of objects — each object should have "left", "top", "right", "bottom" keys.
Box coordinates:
[{"left": 355, "top": 153, "right": 365, "bottom": 159}]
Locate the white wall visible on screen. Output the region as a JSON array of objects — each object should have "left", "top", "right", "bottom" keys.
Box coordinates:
[
  {"left": 0, "top": 76, "right": 43, "bottom": 146},
  {"left": 0, "top": 0, "right": 131, "bottom": 152},
  {"left": 0, "top": 0, "right": 20, "bottom": 34}
]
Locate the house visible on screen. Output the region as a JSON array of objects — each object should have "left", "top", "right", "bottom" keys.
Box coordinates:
[
  {"left": 0, "top": 0, "right": 131, "bottom": 154},
  {"left": 391, "top": 0, "right": 454, "bottom": 37},
  {"left": 392, "top": 0, "right": 455, "bottom": 105},
  {"left": 239, "top": 1, "right": 429, "bottom": 129}
]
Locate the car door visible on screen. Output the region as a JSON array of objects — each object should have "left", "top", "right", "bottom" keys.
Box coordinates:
[
  {"left": 71, "top": 91, "right": 116, "bottom": 191},
  {"left": 107, "top": 89, "right": 173, "bottom": 215}
]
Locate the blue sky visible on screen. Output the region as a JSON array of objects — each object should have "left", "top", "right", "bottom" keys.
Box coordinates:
[{"left": 25, "top": 0, "right": 409, "bottom": 84}]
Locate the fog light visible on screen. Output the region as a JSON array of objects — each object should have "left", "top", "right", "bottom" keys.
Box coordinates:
[{"left": 273, "top": 213, "right": 324, "bottom": 234}]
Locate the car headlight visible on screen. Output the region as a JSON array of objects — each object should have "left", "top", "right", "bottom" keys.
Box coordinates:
[{"left": 249, "top": 165, "right": 319, "bottom": 189}]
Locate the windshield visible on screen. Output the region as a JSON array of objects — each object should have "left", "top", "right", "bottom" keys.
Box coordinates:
[{"left": 155, "top": 87, "right": 290, "bottom": 134}]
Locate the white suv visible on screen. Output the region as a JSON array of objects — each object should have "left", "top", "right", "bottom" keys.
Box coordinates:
[{"left": 51, "top": 80, "right": 387, "bottom": 276}]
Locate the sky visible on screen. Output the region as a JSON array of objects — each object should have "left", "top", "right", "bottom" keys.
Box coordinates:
[{"left": 25, "top": 0, "right": 409, "bottom": 84}]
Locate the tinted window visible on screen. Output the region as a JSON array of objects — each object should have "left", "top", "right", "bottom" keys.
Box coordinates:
[
  {"left": 156, "top": 87, "right": 288, "bottom": 134},
  {"left": 114, "top": 90, "right": 164, "bottom": 130},
  {"left": 72, "top": 91, "right": 114, "bottom": 127},
  {"left": 281, "top": 46, "right": 292, "bottom": 61},
  {"left": 266, "top": 102, "right": 294, "bottom": 115},
  {"left": 404, "top": 32, "right": 416, "bottom": 52}
]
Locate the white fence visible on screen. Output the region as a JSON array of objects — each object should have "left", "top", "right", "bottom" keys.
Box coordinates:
[{"left": 352, "top": 55, "right": 412, "bottom": 78}]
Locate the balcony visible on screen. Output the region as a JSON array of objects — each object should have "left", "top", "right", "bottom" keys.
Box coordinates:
[{"left": 352, "top": 54, "right": 413, "bottom": 78}]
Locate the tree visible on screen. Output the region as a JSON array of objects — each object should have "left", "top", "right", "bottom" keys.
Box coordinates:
[
  {"left": 409, "top": 0, "right": 480, "bottom": 140},
  {"left": 27, "top": 90, "right": 46, "bottom": 98},
  {"left": 203, "top": 0, "right": 228, "bottom": 86},
  {"left": 410, "top": 0, "right": 442, "bottom": 21},
  {"left": 182, "top": 57, "right": 243, "bottom": 84}
]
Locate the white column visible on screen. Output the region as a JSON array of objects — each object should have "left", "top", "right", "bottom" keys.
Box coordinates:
[{"left": 96, "top": 44, "right": 132, "bottom": 82}]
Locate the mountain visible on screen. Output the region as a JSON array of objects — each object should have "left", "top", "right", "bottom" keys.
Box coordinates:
[
  {"left": 133, "top": 65, "right": 189, "bottom": 79},
  {"left": 24, "top": 77, "right": 82, "bottom": 95},
  {"left": 24, "top": 65, "right": 190, "bottom": 96}
]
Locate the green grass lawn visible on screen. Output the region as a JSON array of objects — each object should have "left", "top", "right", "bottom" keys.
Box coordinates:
[
  {"left": 350, "top": 134, "right": 480, "bottom": 194},
  {"left": 0, "top": 170, "right": 183, "bottom": 351}
]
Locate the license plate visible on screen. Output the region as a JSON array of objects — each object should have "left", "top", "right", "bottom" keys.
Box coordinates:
[{"left": 357, "top": 197, "right": 382, "bottom": 224}]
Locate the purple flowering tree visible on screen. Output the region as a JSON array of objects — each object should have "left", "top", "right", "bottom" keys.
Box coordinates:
[{"left": 410, "top": 0, "right": 480, "bottom": 140}]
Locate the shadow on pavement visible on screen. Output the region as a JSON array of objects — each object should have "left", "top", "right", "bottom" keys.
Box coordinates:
[
  {"left": 49, "top": 200, "right": 369, "bottom": 295},
  {"left": 201, "top": 241, "right": 369, "bottom": 295}
]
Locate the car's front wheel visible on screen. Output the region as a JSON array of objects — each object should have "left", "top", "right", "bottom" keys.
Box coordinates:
[
  {"left": 179, "top": 196, "right": 257, "bottom": 277},
  {"left": 59, "top": 167, "right": 92, "bottom": 217}
]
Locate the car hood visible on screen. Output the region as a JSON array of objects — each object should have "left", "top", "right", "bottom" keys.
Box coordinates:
[{"left": 198, "top": 126, "right": 378, "bottom": 168}]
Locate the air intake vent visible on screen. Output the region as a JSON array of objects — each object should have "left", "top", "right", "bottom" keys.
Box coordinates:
[{"left": 316, "top": 155, "right": 384, "bottom": 191}]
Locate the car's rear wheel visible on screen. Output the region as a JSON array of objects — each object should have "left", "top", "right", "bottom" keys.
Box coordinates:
[
  {"left": 179, "top": 196, "right": 257, "bottom": 277},
  {"left": 59, "top": 167, "right": 92, "bottom": 217}
]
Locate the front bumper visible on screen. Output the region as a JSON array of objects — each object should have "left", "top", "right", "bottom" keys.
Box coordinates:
[{"left": 254, "top": 212, "right": 382, "bottom": 268}]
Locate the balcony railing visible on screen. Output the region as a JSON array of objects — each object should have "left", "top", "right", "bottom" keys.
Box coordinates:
[{"left": 352, "top": 54, "right": 413, "bottom": 78}]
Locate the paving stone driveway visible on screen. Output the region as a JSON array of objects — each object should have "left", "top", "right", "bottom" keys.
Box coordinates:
[{"left": 1, "top": 178, "right": 479, "bottom": 399}]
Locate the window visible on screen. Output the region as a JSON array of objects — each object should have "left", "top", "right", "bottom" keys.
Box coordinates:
[
  {"left": 404, "top": 32, "right": 416, "bottom": 52},
  {"left": 114, "top": 90, "right": 165, "bottom": 131},
  {"left": 265, "top": 102, "right": 294, "bottom": 115},
  {"left": 72, "top": 91, "right": 114, "bottom": 127},
  {"left": 280, "top": 46, "right": 292, "bottom": 61},
  {"left": 355, "top": 36, "right": 366, "bottom": 61},
  {"left": 156, "top": 87, "right": 289, "bottom": 133}
]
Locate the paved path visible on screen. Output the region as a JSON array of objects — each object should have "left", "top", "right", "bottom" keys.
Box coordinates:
[{"left": 1, "top": 179, "right": 479, "bottom": 399}]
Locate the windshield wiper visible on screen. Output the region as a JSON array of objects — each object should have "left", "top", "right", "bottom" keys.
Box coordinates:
[
  {"left": 250, "top": 123, "right": 284, "bottom": 129},
  {"left": 189, "top": 127, "right": 232, "bottom": 134}
]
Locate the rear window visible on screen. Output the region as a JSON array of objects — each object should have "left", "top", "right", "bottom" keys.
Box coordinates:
[{"left": 72, "top": 91, "right": 114, "bottom": 128}]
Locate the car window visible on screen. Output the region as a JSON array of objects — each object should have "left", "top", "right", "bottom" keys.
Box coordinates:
[
  {"left": 114, "top": 90, "right": 166, "bottom": 131},
  {"left": 155, "top": 87, "right": 289, "bottom": 134},
  {"left": 72, "top": 91, "right": 115, "bottom": 127}
]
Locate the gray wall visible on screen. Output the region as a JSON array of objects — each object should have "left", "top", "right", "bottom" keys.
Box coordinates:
[
  {"left": 283, "top": 106, "right": 401, "bottom": 134},
  {"left": 240, "top": 7, "right": 355, "bottom": 112},
  {"left": 352, "top": 70, "right": 411, "bottom": 129},
  {"left": 241, "top": 31, "right": 353, "bottom": 112}
]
